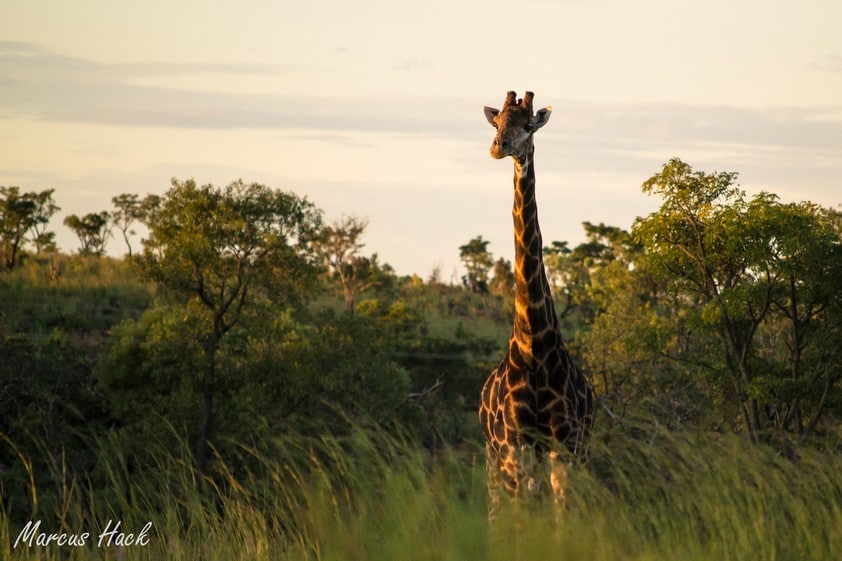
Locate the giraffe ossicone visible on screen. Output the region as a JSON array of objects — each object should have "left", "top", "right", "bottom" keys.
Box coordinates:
[{"left": 478, "top": 90, "right": 594, "bottom": 521}]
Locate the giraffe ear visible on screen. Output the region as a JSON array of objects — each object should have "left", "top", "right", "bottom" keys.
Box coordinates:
[
  {"left": 532, "top": 106, "right": 552, "bottom": 130},
  {"left": 484, "top": 106, "right": 499, "bottom": 127}
]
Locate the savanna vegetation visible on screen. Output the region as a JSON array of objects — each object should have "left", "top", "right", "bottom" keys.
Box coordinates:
[{"left": 1, "top": 158, "right": 840, "bottom": 559}]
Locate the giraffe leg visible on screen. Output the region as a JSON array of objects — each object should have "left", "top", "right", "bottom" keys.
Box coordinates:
[
  {"left": 485, "top": 443, "right": 522, "bottom": 522},
  {"left": 487, "top": 443, "right": 533, "bottom": 560},
  {"left": 484, "top": 443, "right": 503, "bottom": 522},
  {"left": 548, "top": 449, "right": 568, "bottom": 527},
  {"left": 514, "top": 442, "right": 541, "bottom": 497}
]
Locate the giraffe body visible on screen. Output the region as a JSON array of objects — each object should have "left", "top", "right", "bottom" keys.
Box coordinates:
[{"left": 478, "top": 91, "right": 593, "bottom": 518}]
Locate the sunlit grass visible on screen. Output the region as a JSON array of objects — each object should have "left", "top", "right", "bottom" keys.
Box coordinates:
[
  {"left": 2, "top": 419, "right": 841, "bottom": 560},
  {"left": 0, "top": 255, "right": 151, "bottom": 334}
]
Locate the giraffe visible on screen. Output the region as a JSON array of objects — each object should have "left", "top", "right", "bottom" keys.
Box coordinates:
[{"left": 478, "top": 91, "right": 594, "bottom": 520}]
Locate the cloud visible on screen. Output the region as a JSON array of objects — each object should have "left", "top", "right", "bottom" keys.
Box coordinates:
[
  {"left": 0, "top": 41, "right": 290, "bottom": 78},
  {"left": 0, "top": 41, "right": 49, "bottom": 55},
  {"left": 0, "top": 43, "right": 453, "bottom": 132},
  {"left": 0, "top": 41, "right": 303, "bottom": 127},
  {"left": 1, "top": 44, "right": 837, "bottom": 136},
  {"left": 1, "top": 42, "right": 841, "bottom": 196}
]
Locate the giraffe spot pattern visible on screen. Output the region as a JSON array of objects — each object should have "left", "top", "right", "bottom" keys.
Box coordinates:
[{"left": 480, "top": 91, "right": 594, "bottom": 518}]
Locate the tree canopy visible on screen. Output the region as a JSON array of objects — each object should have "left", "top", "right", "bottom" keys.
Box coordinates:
[
  {"left": 64, "top": 211, "right": 111, "bottom": 256},
  {"left": 632, "top": 158, "right": 842, "bottom": 443},
  {"left": 0, "top": 186, "right": 60, "bottom": 270},
  {"left": 133, "top": 178, "right": 323, "bottom": 473},
  {"left": 314, "top": 215, "right": 383, "bottom": 312},
  {"left": 459, "top": 235, "right": 494, "bottom": 292}
]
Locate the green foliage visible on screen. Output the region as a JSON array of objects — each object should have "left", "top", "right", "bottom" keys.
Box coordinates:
[
  {"left": 110, "top": 193, "right": 145, "bottom": 256},
  {"left": 301, "top": 313, "right": 418, "bottom": 428},
  {"left": 137, "top": 193, "right": 162, "bottom": 227},
  {"left": 63, "top": 212, "right": 111, "bottom": 256},
  {"left": 488, "top": 256, "right": 514, "bottom": 304},
  {"left": 314, "top": 215, "right": 383, "bottom": 312},
  {"left": 130, "top": 178, "right": 324, "bottom": 472},
  {"left": 96, "top": 304, "right": 420, "bottom": 458},
  {"left": 94, "top": 305, "right": 205, "bottom": 454},
  {"left": 631, "top": 158, "right": 842, "bottom": 442},
  {"left": 0, "top": 187, "right": 60, "bottom": 270},
  {"left": 137, "top": 179, "right": 322, "bottom": 307},
  {"left": 576, "top": 221, "right": 638, "bottom": 265},
  {"left": 26, "top": 190, "right": 61, "bottom": 255},
  {"left": 544, "top": 240, "right": 577, "bottom": 311},
  {"left": 0, "top": 256, "right": 151, "bottom": 336},
  {"left": 0, "top": 257, "right": 152, "bottom": 520},
  {"left": 543, "top": 222, "right": 639, "bottom": 329},
  {"left": 458, "top": 235, "right": 494, "bottom": 292},
  {"left": 756, "top": 200, "right": 842, "bottom": 440}
]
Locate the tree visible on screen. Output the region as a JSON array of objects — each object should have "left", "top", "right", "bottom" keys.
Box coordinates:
[
  {"left": 633, "top": 159, "right": 769, "bottom": 440},
  {"left": 137, "top": 194, "right": 164, "bottom": 259},
  {"left": 574, "top": 222, "right": 637, "bottom": 267},
  {"left": 63, "top": 211, "right": 111, "bottom": 256},
  {"left": 543, "top": 240, "right": 587, "bottom": 319},
  {"left": 315, "top": 215, "right": 380, "bottom": 312},
  {"left": 138, "top": 194, "right": 163, "bottom": 227},
  {"left": 544, "top": 224, "right": 636, "bottom": 322},
  {"left": 459, "top": 235, "right": 493, "bottom": 292},
  {"left": 488, "top": 257, "right": 514, "bottom": 301},
  {"left": 28, "top": 189, "right": 61, "bottom": 254},
  {"left": 0, "top": 187, "right": 60, "bottom": 270},
  {"left": 135, "top": 178, "right": 322, "bottom": 474},
  {"left": 1, "top": 186, "right": 35, "bottom": 271},
  {"left": 577, "top": 252, "right": 719, "bottom": 427},
  {"left": 111, "top": 193, "right": 144, "bottom": 256},
  {"left": 632, "top": 158, "right": 842, "bottom": 443},
  {"left": 754, "top": 200, "right": 842, "bottom": 442}
]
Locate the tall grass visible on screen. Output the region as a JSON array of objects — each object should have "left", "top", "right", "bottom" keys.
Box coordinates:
[{"left": 2, "top": 420, "right": 841, "bottom": 560}]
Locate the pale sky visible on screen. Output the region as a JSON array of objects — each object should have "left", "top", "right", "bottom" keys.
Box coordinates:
[{"left": 2, "top": 0, "right": 841, "bottom": 277}]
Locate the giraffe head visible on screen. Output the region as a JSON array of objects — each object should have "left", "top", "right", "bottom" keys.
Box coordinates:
[{"left": 484, "top": 91, "right": 552, "bottom": 160}]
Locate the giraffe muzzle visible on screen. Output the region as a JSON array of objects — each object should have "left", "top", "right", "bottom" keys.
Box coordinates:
[{"left": 490, "top": 137, "right": 510, "bottom": 159}]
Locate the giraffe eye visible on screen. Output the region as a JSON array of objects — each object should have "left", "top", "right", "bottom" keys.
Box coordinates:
[{"left": 524, "top": 123, "right": 534, "bottom": 132}]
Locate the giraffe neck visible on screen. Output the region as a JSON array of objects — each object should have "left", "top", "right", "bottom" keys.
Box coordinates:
[{"left": 509, "top": 147, "right": 561, "bottom": 367}]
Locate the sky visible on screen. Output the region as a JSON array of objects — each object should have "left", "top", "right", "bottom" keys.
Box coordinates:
[{"left": 1, "top": 0, "right": 841, "bottom": 278}]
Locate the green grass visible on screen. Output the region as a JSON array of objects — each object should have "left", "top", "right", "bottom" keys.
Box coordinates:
[
  {"left": 0, "top": 255, "right": 152, "bottom": 335},
  {"left": 3, "top": 419, "right": 841, "bottom": 560}
]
